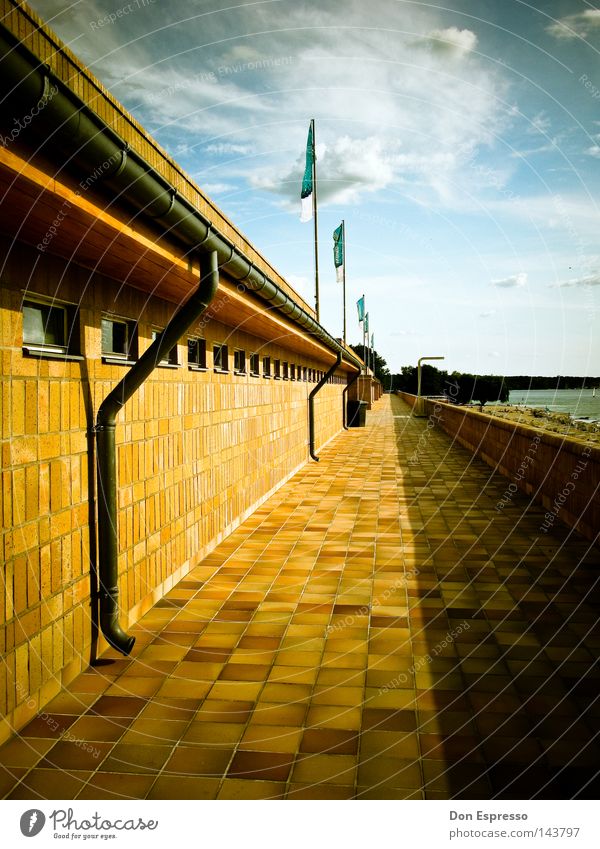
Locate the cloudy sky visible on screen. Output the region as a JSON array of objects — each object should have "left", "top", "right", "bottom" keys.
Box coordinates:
[{"left": 28, "top": 0, "right": 600, "bottom": 376}]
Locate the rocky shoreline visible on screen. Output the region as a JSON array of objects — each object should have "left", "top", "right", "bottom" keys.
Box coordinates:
[{"left": 482, "top": 404, "right": 600, "bottom": 446}]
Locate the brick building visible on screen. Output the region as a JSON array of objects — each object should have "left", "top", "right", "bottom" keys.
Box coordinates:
[{"left": 0, "top": 0, "right": 369, "bottom": 742}]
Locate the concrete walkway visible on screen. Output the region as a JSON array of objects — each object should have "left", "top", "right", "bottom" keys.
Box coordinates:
[{"left": 1, "top": 395, "right": 599, "bottom": 799}]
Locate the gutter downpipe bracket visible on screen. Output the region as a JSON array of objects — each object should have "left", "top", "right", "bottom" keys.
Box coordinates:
[
  {"left": 308, "top": 351, "right": 343, "bottom": 462},
  {"left": 95, "top": 251, "right": 219, "bottom": 655}
]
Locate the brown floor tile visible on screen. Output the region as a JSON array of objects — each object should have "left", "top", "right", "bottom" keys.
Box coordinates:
[
  {"left": 362, "top": 708, "right": 417, "bottom": 732},
  {"left": 0, "top": 766, "right": 28, "bottom": 798},
  {"left": 228, "top": 750, "right": 294, "bottom": 782},
  {"left": 66, "top": 716, "right": 132, "bottom": 742},
  {"left": 19, "top": 714, "right": 78, "bottom": 738},
  {"left": 77, "top": 772, "right": 156, "bottom": 799},
  {"left": 287, "top": 783, "right": 355, "bottom": 799},
  {"left": 300, "top": 728, "right": 359, "bottom": 755},
  {"left": 0, "top": 736, "right": 55, "bottom": 767},
  {"left": 147, "top": 776, "right": 221, "bottom": 799},
  {"left": 217, "top": 779, "right": 286, "bottom": 799},
  {"left": 120, "top": 719, "right": 189, "bottom": 745},
  {"left": 38, "top": 740, "right": 112, "bottom": 771},
  {"left": 357, "top": 756, "right": 422, "bottom": 790},
  {"left": 291, "top": 753, "right": 356, "bottom": 785},
  {"left": 7, "top": 769, "right": 92, "bottom": 800},
  {"left": 239, "top": 725, "right": 303, "bottom": 753},
  {"left": 163, "top": 745, "right": 233, "bottom": 776},
  {"left": 86, "top": 696, "right": 147, "bottom": 718},
  {"left": 99, "top": 743, "right": 173, "bottom": 774}
]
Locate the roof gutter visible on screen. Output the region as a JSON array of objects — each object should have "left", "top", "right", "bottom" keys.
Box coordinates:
[{"left": 0, "top": 24, "right": 362, "bottom": 374}]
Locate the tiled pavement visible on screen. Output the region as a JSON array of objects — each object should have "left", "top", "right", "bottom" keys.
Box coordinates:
[{"left": 1, "top": 394, "right": 599, "bottom": 800}]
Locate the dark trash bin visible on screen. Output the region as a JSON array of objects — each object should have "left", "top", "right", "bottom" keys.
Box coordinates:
[{"left": 347, "top": 400, "right": 368, "bottom": 427}]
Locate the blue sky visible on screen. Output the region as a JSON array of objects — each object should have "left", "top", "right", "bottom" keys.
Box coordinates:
[{"left": 28, "top": 0, "right": 600, "bottom": 375}]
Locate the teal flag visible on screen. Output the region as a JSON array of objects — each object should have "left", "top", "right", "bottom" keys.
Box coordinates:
[
  {"left": 333, "top": 222, "right": 344, "bottom": 282},
  {"left": 364, "top": 312, "right": 369, "bottom": 334},
  {"left": 300, "top": 122, "right": 314, "bottom": 222},
  {"left": 356, "top": 296, "right": 365, "bottom": 322}
]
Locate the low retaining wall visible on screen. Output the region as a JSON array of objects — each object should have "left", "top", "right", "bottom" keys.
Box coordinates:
[{"left": 397, "top": 392, "right": 599, "bottom": 545}]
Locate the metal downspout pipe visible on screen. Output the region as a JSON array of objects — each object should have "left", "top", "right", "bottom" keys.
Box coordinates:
[
  {"left": 95, "top": 251, "right": 219, "bottom": 655},
  {"left": 342, "top": 369, "right": 360, "bottom": 430},
  {"left": 308, "top": 351, "right": 343, "bottom": 462}
]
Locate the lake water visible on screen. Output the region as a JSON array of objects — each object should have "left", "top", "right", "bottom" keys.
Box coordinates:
[{"left": 508, "top": 388, "right": 600, "bottom": 421}]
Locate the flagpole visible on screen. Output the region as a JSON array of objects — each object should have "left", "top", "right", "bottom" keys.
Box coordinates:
[
  {"left": 362, "top": 295, "right": 366, "bottom": 375},
  {"left": 342, "top": 219, "right": 346, "bottom": 345},
  {"left": 311, "top": 118, "right": 320, "bottom": 323}
]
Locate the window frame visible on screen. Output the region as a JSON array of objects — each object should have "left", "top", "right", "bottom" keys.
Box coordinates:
[
  {"left": 213, "top": 343, "right": 229, "bottom": 373},
  {"left": 101, "top": 314, "right": 138, "bottom": 364},
  {"left": 22, "top": 295, "right": 81, "bottom": 360},
  {"left": 151, "top": 328, "right": 179, "bottom": 367},
  {"left": 187, "top": 336, "right": 207, "bottom": 371},
  {"left": 250, "top": 353, "right": 260, "bottom": 376},
  {"left": 274, "top": 358, "right": 281, "bottom": 379},
  {"left": 234, "top": 348, "right": 246, "bottom": 375},
  {"left": 262, "top": 355, "right": 271, "bottom": 378}
]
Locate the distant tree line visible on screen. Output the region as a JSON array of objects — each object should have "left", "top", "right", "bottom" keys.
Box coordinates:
[
  {"left": 501, "top": 375, "right": 600, "bottom": 390},
  {"left": 389, "top": 365, "right": 509, "bottom": 406},
  {"left": 349, "top": 345, "right": 599, "bottom": 405}
]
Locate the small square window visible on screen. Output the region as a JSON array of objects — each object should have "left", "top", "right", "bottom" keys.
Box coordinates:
[
  {"left": 290, "top": 364, "right": 296, "bottom": 381},
  {"left": 214, "top": 343, "right": 229, "bottom": 372},
  {"left": 23, "top": 298, "right": 79, "bottom": 356},
  {"left": 282, "top": 361, "right": 289, "bottom": 380},
  {"left": 102, "top": 316, "right": 137, "bottom": 361},
  {"left": 188, "top": 337, "right": 206, "bottom": 369},
  {"left": 262, "top": 356, "right": 271, "bottom": 377},
  {"left": 151, "top": 328, "right": 179, "bottom": 366},
  {"left": 274, "top": 359, "right": 281, "bottom": 379},
  {"left": 234, "top": 349, "right": 246, "bottom": 374},
  {"left": 250, "top": 353, "right": 260, "bottom": 375}
]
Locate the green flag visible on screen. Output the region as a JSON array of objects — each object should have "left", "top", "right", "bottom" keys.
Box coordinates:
[
  {"left": 364, "top": 312, "right": 369, "bottom": 334},
  {"left": 333, "top": 222, "right": 344, "bottom": 283},
  {"left": 300, "top": 122, "right": 314, "bottom": 222},
  {"left": 356, "top": 296, "right": 365, "bottom": 322}
]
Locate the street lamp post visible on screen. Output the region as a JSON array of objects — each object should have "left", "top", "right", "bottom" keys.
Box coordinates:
[{"left": 415, "top": 355, "right": 445, "bottom": 416}]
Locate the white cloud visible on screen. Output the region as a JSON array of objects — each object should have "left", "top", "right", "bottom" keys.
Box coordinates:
[
  {"left": 492, "top": 273, "right": 527, "bottom": 288},
  {"left": 204, "top": 143, "right": 252, "bottom": 156},
  {"left": 526, "top": 111, "right": 551, "bottom": 135},
  {"left": 586, "top": 145, "right": 600, "bottom": 158},
  {"left": 547, "top": 9, "right": 600, "bottom": 40},
  {"left": 414, "top": 26, "right": 478, "bottom": 57},
  {"left": 551, "top": 272, "right": 600, "bottom": 288},
  {"left": 203, "top": 183, "right": 237, "bottom": 194}
]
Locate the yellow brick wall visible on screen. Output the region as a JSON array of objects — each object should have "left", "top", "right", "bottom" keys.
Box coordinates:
[{"left": 0, "top": 240, "right": 347, "bottom": 740}]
